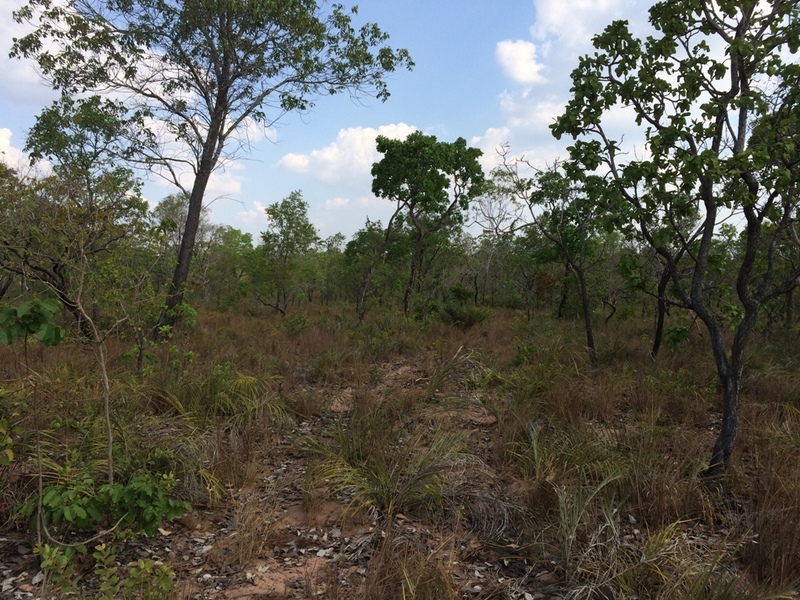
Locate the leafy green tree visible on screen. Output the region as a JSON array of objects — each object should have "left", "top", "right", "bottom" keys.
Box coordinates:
[
  {"left": 0, "top": 99, "right": 149, "bottom": 338},
  {"left": 315, "top": 233, "right": 347, "bottom": 305},
  {"left": 203, "top": 226, "right": 254, "bottom": 311},
  {"left": 371, "top": 132, "right": 485, "bottom": 313},
  {"left": 343, "top": 218, "right": 410, "bottom": 320},
  {"left": 509, "top": 227, "right": 562, "bottom": 319},
  {"left": 552, "top": 0, "right": 800, "bottom": 476},
  {"left": 254, "top": 191, "right": 319, "bottom": 314},
  {"left": 150, "top": 192, "right": 219, "bottom": 303},
  {"left": 496, "top": 158, "right": 610, "bottom": 362},
  {"left": 0, "top": 165, "right": 26, "bottom": 302},
  {"left": 12, "top": 0, "right": 413, "bottom": 333}
]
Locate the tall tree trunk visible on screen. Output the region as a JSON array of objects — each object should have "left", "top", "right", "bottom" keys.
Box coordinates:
[
  {"left": 700, "top": 245, "right": 758, "bottom": 479},
  {"left": 706, "top": 367, "right": 742, "bottom": 479},
  {"left": 154, "top": 114, "right": 223, "bottom": 338}
]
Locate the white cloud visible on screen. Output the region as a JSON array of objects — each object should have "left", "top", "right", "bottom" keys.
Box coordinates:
[
  {"left": 496, "top": 40, "right": 546, "bottom": 85},
  {"left": 0, "top": 0, "right": 61, "bottom": 107},
  {"left": 277, "top": 122, "right": 417, "bottom": 184},
  {"left": 498, "top": 93, "right": 565, "bottom": 131},
  {"left": 0, "top": 128, "right": 28, "bottom": 169},
  {"left": 0, "top": 127, "right": 52, "bottom": 177},
  {"left": 206, "top": 164, "right": 243, "bottom": 198},
  {"left": 530, "top": 0, "right": 642, "bottom": 55},
  {"left": 470, "top": 126, "right": 511, "bottom": 173},
  {"left": 279, "top": 153, "right": 310, "bottom": 173},
  {"left": 324, "top": 197, "right": 349, "bottom": 209},
  {"left": 235, "top": 200, "right": 270, "bottom": 228}
]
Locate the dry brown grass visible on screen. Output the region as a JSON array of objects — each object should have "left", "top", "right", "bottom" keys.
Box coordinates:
[
  {"left": 227, "top": 490, "right": 281, "bottom": 564},
  {"left": 736, "top": 403, "right": 800, "bottom": 588},
  {"left": 359, "top": 532, "right": 459, "bottom": 600},
  {"left": 3, "top": 303, "right": 800, "bottom": 598}
]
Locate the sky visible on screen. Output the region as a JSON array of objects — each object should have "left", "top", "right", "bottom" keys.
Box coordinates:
[{"left": 0, "top": 0, "right": 651, "bottom": 242}]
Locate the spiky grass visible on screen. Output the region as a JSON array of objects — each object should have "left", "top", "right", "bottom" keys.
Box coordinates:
[
  {"left": 308, "top": 425, "right": 468, "bottom": 519},
  {"left": 422, "top": 345, "right": 472, "bottom": 402}
]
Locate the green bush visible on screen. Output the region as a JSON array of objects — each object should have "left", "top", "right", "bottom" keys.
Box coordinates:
[
  {"left": 440, "top": 303, "right": 491, "bottom": 329},
  {"left": 25, "top": 471, "right": 191, "bottom": 537}
]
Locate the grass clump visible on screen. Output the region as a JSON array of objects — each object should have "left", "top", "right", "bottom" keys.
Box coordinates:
[{"left": 307, "top": 415, "right": 467, "bottom": 520}]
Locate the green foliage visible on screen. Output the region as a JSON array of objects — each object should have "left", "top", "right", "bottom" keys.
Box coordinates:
[
  {"left": 253, "top": 191, "right": 319, "bottom": 313},
  {"left": 282, "top": 312, "right": 308, "bottom": 335},
  {"left": 511, "top": 338, "right": 539, "bottom": 367},
  {"left": 372, "top": 131, "right": 485, "bottom": 312},
  {"left": 0, "top": 299, "right": 64, "bottom": 346},
  {"left": 25, "top": 469, "right": 191, "bottom": 537},
  {"left": 12, "top": 0, "right": 412, "bottom": 329},
  {"left": 93, "top": 543, "right": 122, "bottom": 600},
  {"left": 439, "top": 303, "right": 491, "bottom": 329},
  {"left": 550, "top": 0, "right": 800, "bottom": 473},
  {"left": 36, "top": 543, "right": 82, "bottom": 597},
  {"left": 36, "top": 543, "right": 177, "bottom": 599},
  {"left": 665, "top": 325, "right": 690, "bottom": 352},
  {"left": 123, "top": 556, "right": 177, "bottom": 599}
]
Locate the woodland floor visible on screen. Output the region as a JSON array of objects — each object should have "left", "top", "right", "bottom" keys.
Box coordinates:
[{"left": 1, "top": 310, "right": 799, "bottom": 599}]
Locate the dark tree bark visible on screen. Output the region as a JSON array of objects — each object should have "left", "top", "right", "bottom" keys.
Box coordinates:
[{"left": 650, "top": 266, "right": 671, "bottom": 360}]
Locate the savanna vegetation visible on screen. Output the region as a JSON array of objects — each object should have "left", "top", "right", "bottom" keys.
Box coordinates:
[{"left": 1, "top": 0, "right": 799, "bottom": 598}]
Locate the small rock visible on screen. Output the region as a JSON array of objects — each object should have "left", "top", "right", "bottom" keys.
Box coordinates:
[
  {"left": 536, "top": 570, "right": 557, "bottom": 585},
  {"left": 31, "top": 572, "right": 44, "bottom": 585}
]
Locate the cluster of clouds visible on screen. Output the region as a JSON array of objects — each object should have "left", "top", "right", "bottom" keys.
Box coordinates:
[
  {"left": 1, "top": 0, "right": 650, "bottom": 238},
  {"left": 271, "top": 1, "right": 646, "bottom": 174}
]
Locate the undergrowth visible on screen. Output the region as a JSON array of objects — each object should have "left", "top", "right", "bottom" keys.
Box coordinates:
[{"left": 1, "top": 306, "right": 799, "bottom": 598}]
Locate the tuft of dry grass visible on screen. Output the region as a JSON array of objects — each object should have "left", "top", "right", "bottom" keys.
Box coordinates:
[
  {"left": 228, "top": 491, "right": 280, "bottom": 564},
  {"left": 360, "top": 532, "right": 459, "bottom": 600}
]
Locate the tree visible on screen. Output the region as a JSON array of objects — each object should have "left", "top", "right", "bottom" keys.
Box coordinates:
[
  {"left": 495, "top": 157, "right": 611, "bottom": 363},
  {"left": 315, "top": 233, "right": 347, "bottom": 305},
  {"left": 371, "top": 131, "right": 485, "bottom": 313},
  {"left": 203, "top": 226, "right": 254, "bottom": 310},
  {"left": 254, "top": 190, "right": 319, "bottom": 315},
  {"left": 552, "top": 0, "right": 800, "bottom": 477},
  {"left": 12, "top": 0, "right": 413, "bottom": 334},
  {"left": 0, "top": 97, "right": 149, "bottom": 338},
  {"left": 343, "top": 218, "right": 410, "bottom": 320},
  {"left": 0, "top": 165, "right": 26, "bottom": 302}
]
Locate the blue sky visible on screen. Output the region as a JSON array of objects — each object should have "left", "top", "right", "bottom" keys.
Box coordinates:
[{"left": 0, "top": 0, "right": 650, "bottom": 242}]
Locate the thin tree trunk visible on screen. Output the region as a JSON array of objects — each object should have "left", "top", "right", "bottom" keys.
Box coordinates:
[
  {"left": 0, "top": 274, "right": 12, "bottom": 301},
  {"left": 403, "top": 238, "right": 423, "bottom": 314},
  {"left": 651, "top": 266, "right": 671, "bottom": 360},
  {"left": 575, "top": 266, "right": 596, "bottom": 364},
  {"left": 557, "top": 262, "right": 570, "bottom": 318}
]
